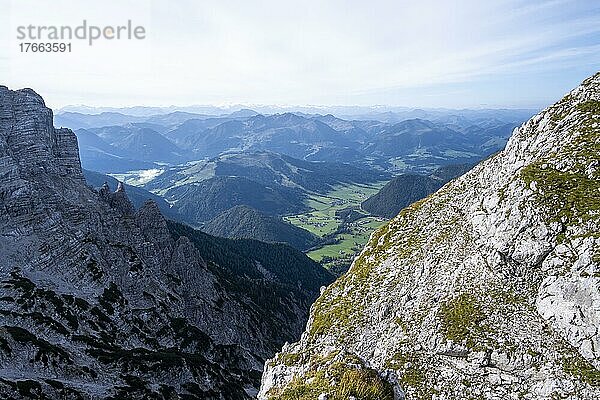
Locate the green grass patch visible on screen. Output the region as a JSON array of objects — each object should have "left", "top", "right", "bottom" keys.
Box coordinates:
[
  {"left": 520, "top": 162, "right": 600, "bottom": 226},
  {"left": 439, "top": 293, "right": 485, "bottom": 349},
  {"left": 307, "top": 217, "right": 386, "bottom": 262},
  {"left": 268, "top": 364, "right": 393, "bottom": 400},
  {"left": 285, "top": 182, "right": 387, "bottom": 237},
  {"left": 562, "top": 353, "right": 600, "bottom": 386},
  {"left": 286, "top": 181, "right": 388, "bottom": 272},
  {"left": 385, "top": 351, "right": 439, "bottom": 400}
]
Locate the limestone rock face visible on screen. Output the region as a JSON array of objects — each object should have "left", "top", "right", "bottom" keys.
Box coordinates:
[
  {"left": 98, "top": 180, "right": 136, "bottom": 215},
  {"left": 0, "top": 86, "right": 83, "bottom": 181},
  {"left": 259, "top": 74, "right": 600, "bottom": 399},
  {"left": 0, "top": 87, "right": 332, "bottom": 399}
]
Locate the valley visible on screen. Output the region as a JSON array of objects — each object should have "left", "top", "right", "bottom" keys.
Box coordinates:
[
  {"left": 60, "top": 106, "right": 529, "bottom": 275},
  {"left": 111, "top": 168, "right": 391, "bottom": 273},
  {"left": 1, "top": 74, "right": 598, "bottom": 399},
  {"left": 283, "top": 182, "right": 388, "bottom": 272},
  {"left": 104, "top": 159, "right": 474, "bottom": 274}
]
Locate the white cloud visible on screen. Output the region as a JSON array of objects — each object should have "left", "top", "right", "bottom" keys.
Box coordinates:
[{"left": 1, "top": 0, "right": 598, "bottom": 108}]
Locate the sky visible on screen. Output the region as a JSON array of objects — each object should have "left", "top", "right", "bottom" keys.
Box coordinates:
[{"left": 0, "top": 0, "right": 599, "bottom": 110}]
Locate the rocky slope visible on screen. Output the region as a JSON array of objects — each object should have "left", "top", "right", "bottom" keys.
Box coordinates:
[
  {"left": 0, "top": 86, "right": 333, "bottom": 399},
  {"left": 259, "top": 74, "right": 600, "bottom": 399},
  {"left": 82, "top": 169, "right": 182, "bottom": 221}
]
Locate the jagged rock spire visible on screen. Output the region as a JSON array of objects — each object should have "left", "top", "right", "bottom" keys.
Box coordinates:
[{"left": 97, "top": 180, "right": 135, "bottom": 216}]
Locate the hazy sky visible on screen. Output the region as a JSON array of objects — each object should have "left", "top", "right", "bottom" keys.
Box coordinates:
[{"left": 1, "top": 0, "right": 599, "bottom": 109}]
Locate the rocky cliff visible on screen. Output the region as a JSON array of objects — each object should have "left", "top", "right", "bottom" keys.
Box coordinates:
[
  {"left": 259, "top": 74, "right": 600, "bottom": 399},
  {"left": 0, "top": 86, "right": 333, "bottom": 399}
]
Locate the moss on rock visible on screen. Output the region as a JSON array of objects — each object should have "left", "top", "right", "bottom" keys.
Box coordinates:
[
  {"left": 269, "top": 364, "right": 394, "bottom": 400},
  {"left": 562, "top": 353, "right": 600, "bottom": 386},
  {"left": 439, "top": 293, "right": 485, "bottom": 348}
]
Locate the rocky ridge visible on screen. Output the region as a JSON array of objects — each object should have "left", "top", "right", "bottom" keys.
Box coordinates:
[
  {"left": 259, "top": 74, "right": 600, "bottom": 399},
  {"left": 0, "top": 86, "right": 333, "bottom": 399}
]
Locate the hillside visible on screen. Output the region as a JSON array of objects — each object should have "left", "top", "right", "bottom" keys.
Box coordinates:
[
  {"left": 145, "top": 152, "right": 389, "bottom": 225},
  {"left": 362, "top": 164, "right": 473, "bottom": 218},
  {"left": 361, "top": 174, "right": 443, "bottom": 219},
  {"left": 0, "top": 86, "right": 333, "bottom": 399},
  {"left": 147, "top": 151, "right": 388, "bottom": 193},
  {"left": 165, "top": 176, "right": 307, "bottom": 224},
  {"left": 260, "top": 74, "right": 600, "bottom": 399},
  {"left": 428, "top": 163, "right": 474, "bottom": 181},
  {"left": 203, "top": 206, "right": 320, "bottom": 251},
  {"left": 169, "top": 222, "right": 329, "bottom": 293}
]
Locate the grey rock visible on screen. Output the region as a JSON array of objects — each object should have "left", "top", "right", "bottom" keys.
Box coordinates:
[{"left": 97, "top": 179, "right": 135, "bottom": 216}]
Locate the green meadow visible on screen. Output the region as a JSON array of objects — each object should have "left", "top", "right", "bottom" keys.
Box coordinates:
[{"left": 284, "top": 181, "right": 388, "bottom": 272}]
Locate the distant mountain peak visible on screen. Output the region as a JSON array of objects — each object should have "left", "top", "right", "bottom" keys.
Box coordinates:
[{"left": 227, "top": 108, "right": 260, "bottom": 118}]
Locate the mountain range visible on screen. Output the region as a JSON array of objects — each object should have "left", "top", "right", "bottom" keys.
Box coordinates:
[
  {"left": 58, "top": 104, "right": 535, "bottom": 123},
  {"left": 57, "top": 107, "right": 531, "bottom": 175}
]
